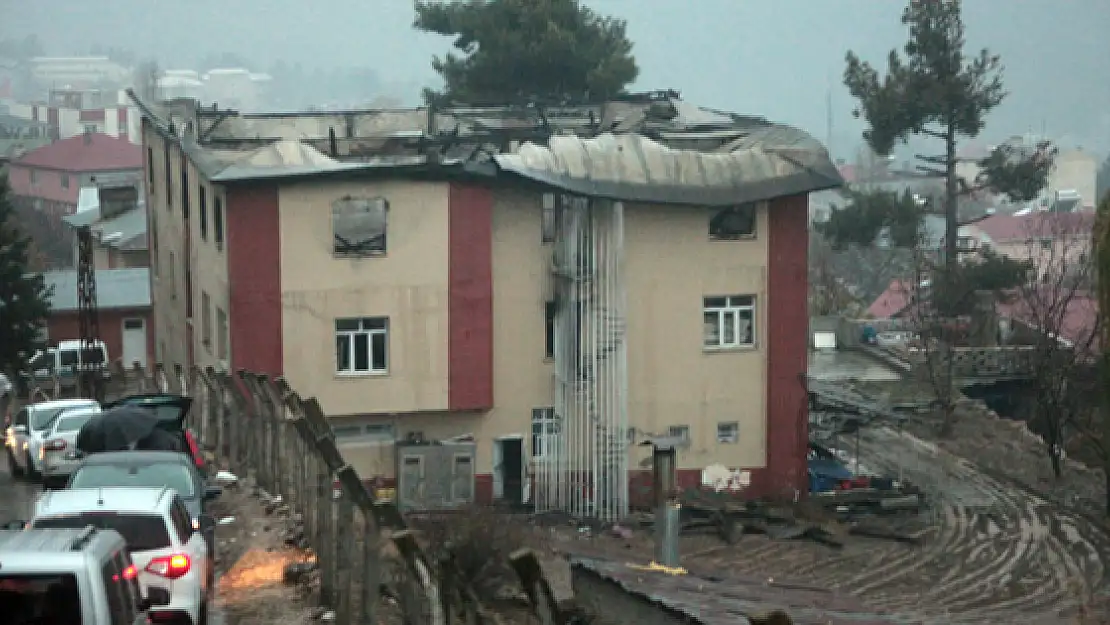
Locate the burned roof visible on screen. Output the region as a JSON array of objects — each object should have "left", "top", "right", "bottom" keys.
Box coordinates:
[
  {"left": 128, "top": 89, "right": 843, "bottom": 203},
  {"left": 570, "top": 556, "right": 904, "bottom": 625}
]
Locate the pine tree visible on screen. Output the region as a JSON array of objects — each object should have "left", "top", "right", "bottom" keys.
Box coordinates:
[
  {"left": 414, "top": 0, "right": 638, "bottom": 105},
  {"left": 0, "top": 174, "right": 52, "bottom": 374}
]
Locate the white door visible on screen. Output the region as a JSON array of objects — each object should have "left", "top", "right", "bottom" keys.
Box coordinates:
[{"left": 121, "top": 318, "right": 147, "bottom": 368}]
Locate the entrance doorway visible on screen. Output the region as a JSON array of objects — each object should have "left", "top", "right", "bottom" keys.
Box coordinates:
[
  {"left": 121, "top": 317, "right": 147, "bottom": 368},
  {"left": 494, "top": 437, "right": 525, "bottom": 506}
]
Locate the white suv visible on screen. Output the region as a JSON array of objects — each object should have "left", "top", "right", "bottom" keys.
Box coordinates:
[
  {"left": 31, "top": 486, "right": 213, "bottom": 625},
  {"left": 6, "top": 398, "right": 100, "bottom": 479}
]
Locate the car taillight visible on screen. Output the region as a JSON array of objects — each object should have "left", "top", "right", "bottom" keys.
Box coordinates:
[
  {"left": 184, "top": 431, "right": 203, "bottom": 468},
  {"left": 43, "top": 439, "right": 66, "bottom": 452},
  {"left": 113, "top": 564, "right": 138, "bottom": 581},
  {"left": 145, "top": 554, "right": 191, "bottom": 579}
]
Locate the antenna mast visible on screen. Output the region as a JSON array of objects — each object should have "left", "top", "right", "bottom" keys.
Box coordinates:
[{"left": 76, "top": 226, "right": 103, "bottom": 402}]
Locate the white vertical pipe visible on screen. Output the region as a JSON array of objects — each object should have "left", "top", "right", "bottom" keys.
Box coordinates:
[{"left": 615, "top": 200, "right": 628, "bottom": 517}]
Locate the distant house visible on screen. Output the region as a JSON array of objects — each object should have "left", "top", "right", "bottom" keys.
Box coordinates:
[
  {"left": 63, "top": 184, "right": 149, "bottom": 270},
  {"left": 7, "top": 131, "right": 142, "bottom": 219},
  {"left": 42, "top": 267, "right": 153, "bottom": 368},
  {"left": 961, "top": 212, "right": 1094, "bottom": 277}
]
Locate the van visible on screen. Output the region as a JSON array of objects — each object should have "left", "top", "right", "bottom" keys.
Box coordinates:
[
  {"left": 0, "top": 525, "right": 156, "bottom": 623},
  {"left": 26, "top": 340, "right": 111, "bottom": 383}
]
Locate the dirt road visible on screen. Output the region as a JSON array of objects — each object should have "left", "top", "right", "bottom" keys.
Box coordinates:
[{"left": 705, "top": 424, "right": 1109, "bottom": 624}]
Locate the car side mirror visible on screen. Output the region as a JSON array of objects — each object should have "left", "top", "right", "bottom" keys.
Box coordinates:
[{"left": 203, "top": 485, "right": 223, "bottom": 501}]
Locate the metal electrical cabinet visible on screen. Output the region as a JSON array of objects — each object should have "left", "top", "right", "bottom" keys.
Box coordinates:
[{"left": 395, "top": 441, "right": 477, "bottom": 512}]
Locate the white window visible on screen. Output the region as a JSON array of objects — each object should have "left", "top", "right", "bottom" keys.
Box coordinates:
[
  {"left": 531, "top": 407, "right": 560, "bottom": 460},
  {"left": 703, "top": 295, "right": 755, "bottom": 349},
  {"left": 332, "top": 196, "right": 387, "bottom": 257},
  {"left": 717, "top": 422, "right": 739, "bottom": 444},
  {"left": 332, "top": 422, "right": 395, "bottom": 442},
  {"left": 668, "top": 425, "right": 690, "bottom": 441},
  {"left": 335, "top": 317, "right": 388, "bottom": 374}
]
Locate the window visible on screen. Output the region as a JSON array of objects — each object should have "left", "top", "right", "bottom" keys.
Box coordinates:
[
  {"left": 335, "top": 317, "right": 389, "bottom": 374},
  {"left": 102, "top": 557, "right": 135, "bottom": 623},
  {"left": 216, "top": 307, "right": 228, "bottom": 360},
  {"left": 84, "top": 124, "right": 98, "bottom": 134},
  {"left": 668, "top": 425, "right": 690, "bottom": 441},
  {"left": 541, "top": 193, "right": 558, "bottom": 242},
  {"left": 544, "top": 301, "right": 556, "bottom": 359},
  {"left": 709, "top": 204, "right": 757, "bottom": 240},
  {"left": 717, "top": 422, "right": 739, "bottom": 443},
  {"left": 213, "top": 195, "right": 224, "bottom": 248},
  {"left": 71, "top": 463, "right": 196, "bottom": 498},
  {"left": 703, "top": 295, "right": 755, "bottom": 349},
  {"left": 34, "top": 514, "right": 171, "bottom": 551},
  {"left": 147, "top": 147, "right": 155, "bottom": 186},
  {"left": 180, "top": 164, "right": 189, "bottom": 220},
  {"left": 164, "top": 145, "right": 172, "bottom": 207},
  {"left": 532, "top": 407, "right": 560, "bottom": 459},
  {"left": 199, "top": 185, "right": 208, "bottom": 240},
  {"left": 60, "top": 173, "right": 69, "bottom": 188},
  {"left": 201, "top": 291, "right": 212, "bottom": 350},
  {"left": 332, "top": 196, "right": 388, "bottom": 257},
  {"left": 332, "top": 422, "right": 395, "bottom": 442},
  {"left": 185, "top": 266, "right": 193, "bottom": 317},
  {"left": 170, "top": 497, "right": 194, "bottom": 542},
  {"left": 168, "top": 251, "right": 176, "bottom": 298},
  {"left": 452, "top": 454, "right": 474, "bottom": 501},
  {"left": 0, "top": 574, "right": 82, "bottom": 622},
  {"left": 29, "top": 169, "right": 38, "bottom": 186}
]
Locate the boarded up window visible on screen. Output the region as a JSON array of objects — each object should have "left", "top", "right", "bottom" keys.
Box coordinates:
[
  {"left": 451, "top": 454, "right": 474, "bottom": 502},
  {"left": 709, "top": 203, "right": 757, "bottom": 240},
  {"left": 333, "top": 196, "right": 388, "bottom": 256}
]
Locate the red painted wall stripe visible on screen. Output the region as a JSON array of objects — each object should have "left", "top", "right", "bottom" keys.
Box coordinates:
[
  {"left": 225, "top": 185, "right": 283, "bottom": 377},
  {"left": 447, "top": 182, "right": 494, "bottom": 410},
  {"left": 765, "top": 194, "right": 810, "bottom": 497}
]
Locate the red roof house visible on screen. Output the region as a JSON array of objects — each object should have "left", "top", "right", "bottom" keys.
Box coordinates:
[{"left": 7, "top": 132, "right": 142, "bottom": 217}]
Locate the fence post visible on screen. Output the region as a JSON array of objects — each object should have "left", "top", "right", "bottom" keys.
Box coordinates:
[
  {"left": 153, "top": 363, "right": 168, "bottom": 393},
  {"left": 255, "top": 375, "right": 285, "bottom": 498},
  {"left": 239, "top": 373, "right": 271, "bottom": 492},
  {"left": 173, "top": 363, "right": 187, "bottom": 397}
]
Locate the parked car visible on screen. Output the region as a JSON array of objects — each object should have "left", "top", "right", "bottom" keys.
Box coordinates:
[
  {"left": 5, "top": 398, "right": 100, "bottom": 480},
  {"left": 90, "top": 394, "right": 206, "bottom": 474},
  {"left": 22, "top": 339, "right": 112, "bottom": 386},
  {"left": 40, "top": 406, "right": 104, "bottom": 489},
  {"left": 66, "top": 451, "right": 222, "bottom": 554},
  {"left": 29, "top": 486, "right": 213, "bottom": 625},
  {"left": 0, "top": 524, "right": 157, "bottom": 623}
]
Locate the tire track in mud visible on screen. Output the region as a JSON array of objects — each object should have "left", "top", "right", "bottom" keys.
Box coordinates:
[{"left": 707, "top": 426, "right": 1108, "bottom": 623}]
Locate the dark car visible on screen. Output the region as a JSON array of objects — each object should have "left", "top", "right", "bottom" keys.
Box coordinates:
[
  {"left": 65, "top": 450, "right": 221, "bottom": 553},
  {"left": 93, "top": 394, "right": 207, "bottom": 475}
]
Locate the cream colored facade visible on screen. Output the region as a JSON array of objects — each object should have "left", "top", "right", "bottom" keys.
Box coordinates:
[
  {"left": 1051, "top": 149, "right": 1098, "bottom": 209},
  {"left": 143, "top": 124, "right": 231, "bottom": 371},
  {"left": 275, "top": 178, "right": 769, "bottom": 479}
]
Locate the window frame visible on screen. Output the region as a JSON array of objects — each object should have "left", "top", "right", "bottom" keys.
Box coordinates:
[
  {"left": 716, "top": 422, "right": 739, "bottom": 444},
  {"left": 708, "top": 203, "right": 758, "bottom": 241},
  {"left": 531, "top": 407, "right": 559, "bottom": 460},
  {"left": 668, "top": 425, "right": 690, "bottom": 441},
  {"left": 703, "top": 295, "right": 756, "bottom": 350},
  {"left": 201, "top": 291, "right": 212, "bottom": 351},
  {"left": 332, "top": 422, "right": 395, "bottom": 443},
  {"left": 541, "top": 193, "right": 559, "bottom": 243},
  {"left": 334, "top": 317, "right": 389, "bottom": 375},
  {"left": 544, "top": 301, "right": 556, "bottom": 359},
  {"left": 213, "top": 195, "right": 224, "bottom": 249},
  {"left": 198, "top": 184, "right": 208, "bottom": 241},
  {"left": 332, "top": 196, "right": 388, "bottom": 258},
  {"left": 60, "top": 172, "right": 69, "bottom": 189}
]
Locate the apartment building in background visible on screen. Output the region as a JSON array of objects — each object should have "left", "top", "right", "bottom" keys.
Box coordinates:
[
  {"left": 63, "top": 183, "right": 150, "bottom": 270},
  {"left": 7, "top": 131, "right": 142, "bottom": 218},
  {"left": 133, "top": 92, "right": 841, "bottom": 513}
]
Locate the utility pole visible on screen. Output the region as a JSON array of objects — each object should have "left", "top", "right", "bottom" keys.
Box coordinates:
[{"left": 76, "top": 226, "right": 103, "bottom": 402}]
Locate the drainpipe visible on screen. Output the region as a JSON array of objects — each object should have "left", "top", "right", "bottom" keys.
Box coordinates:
[{"left": 650, "top": 442, "right": 680, "bottom": 567}]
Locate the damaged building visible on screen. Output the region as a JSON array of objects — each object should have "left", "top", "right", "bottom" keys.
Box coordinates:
[{"left": 130, "top": 89, "right": 842, "bottom": 518}]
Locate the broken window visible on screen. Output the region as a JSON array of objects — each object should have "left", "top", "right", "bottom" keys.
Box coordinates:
[
  {"left": 333, "top": 196, "right": 388, "bottom": 257},
  {"left": 709, "top": 203, "right": 757, "bottom": 240}
]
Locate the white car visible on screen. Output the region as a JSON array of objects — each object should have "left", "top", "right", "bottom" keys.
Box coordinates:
[
  {"left": 30, "top": 486, "right": 213, "bottom": 625},
  {"left": 5, "top": 398, "right": 99, "bottom": 479},
  {"left": 40, "top": 405, "right": 103, "bottom": 488}
]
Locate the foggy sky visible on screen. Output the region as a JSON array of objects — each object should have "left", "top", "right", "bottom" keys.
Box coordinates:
[{"left": 4, "top": 0, "right": 1109, "bottom": 158}]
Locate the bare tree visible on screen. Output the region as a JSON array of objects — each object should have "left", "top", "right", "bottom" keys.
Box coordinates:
[
  {"left": 1004, "top": 213, "right": 1099, "bottom": 477},
  {"left": 808, "top": 233, "right": 863, "bottom": 316}
]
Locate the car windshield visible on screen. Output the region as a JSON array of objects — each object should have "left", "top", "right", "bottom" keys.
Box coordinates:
[
  {"left": 30, "top": 404, "right": 96, "bottom": 431},
  {"left": 33, "top": 513, "right": 170, "bottom": 552},
  {"left": 70, "top": 463, "right": 196, "bottom": 498},
  {"left": 53, "top": 411, "right": 98, "bottom": 433},
  {"left": 0, "top": 573, "right": 82, "bottom": 624}
]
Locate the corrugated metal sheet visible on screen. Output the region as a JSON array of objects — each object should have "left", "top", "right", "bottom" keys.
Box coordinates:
[
  {"left": 43, "top": 268, "right": 150, "bottom": 311},
  {"left": 493, "top": 130, "right": 842, "bottom": 206},
  {"left": 570, "top": 556, "right": 908, "bottom": 625}
]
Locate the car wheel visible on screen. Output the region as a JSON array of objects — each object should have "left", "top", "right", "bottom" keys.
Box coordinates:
[
  {"left": 6, "top": 450, "right": 23, "bottom": 478},
  {"left": 24, "top": 452, "right": 39, "bottom": 481}
]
